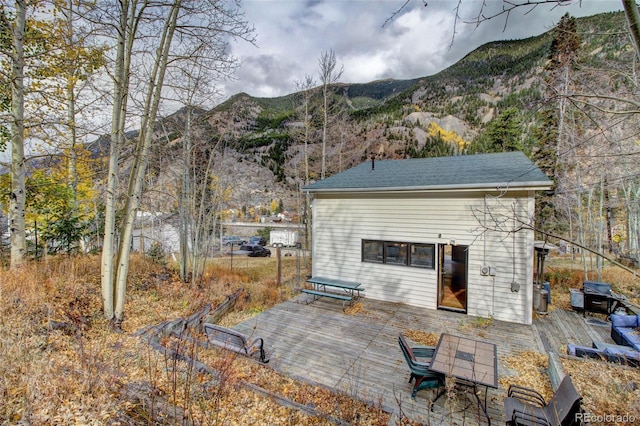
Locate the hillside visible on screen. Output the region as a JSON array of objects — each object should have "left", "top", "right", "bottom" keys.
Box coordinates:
[{"left": 119, "top": 11, "right": 633, "bottom": 221}]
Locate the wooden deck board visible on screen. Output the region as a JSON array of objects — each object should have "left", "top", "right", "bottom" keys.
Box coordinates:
[{"left": 230, "top": 296, "right": 618, "bottom": 424}]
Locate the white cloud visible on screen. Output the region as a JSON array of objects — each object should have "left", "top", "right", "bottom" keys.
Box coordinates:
[{"left": 221, "top": 0, "right": 623, "bottom": 100}]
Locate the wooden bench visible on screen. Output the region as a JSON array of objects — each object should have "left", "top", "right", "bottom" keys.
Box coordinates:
[{"left": 202, "top": 323, "right": 269, "bottom": 363}]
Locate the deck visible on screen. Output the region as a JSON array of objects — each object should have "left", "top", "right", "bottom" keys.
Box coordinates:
[{"left": 233, "top": 296, "right": 616, "bottom": 425}]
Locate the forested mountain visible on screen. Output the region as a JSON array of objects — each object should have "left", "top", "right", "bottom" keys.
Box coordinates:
[
  {"left": 6, "top": 9, "right": 625, "bottom": 265},
  {"left": 135, "top": 11, "right": 636, "bottom": 253}
]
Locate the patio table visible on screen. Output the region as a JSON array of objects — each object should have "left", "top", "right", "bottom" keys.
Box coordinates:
[{"left": 429, "top": 333, "right": 498, "bottom": 425}]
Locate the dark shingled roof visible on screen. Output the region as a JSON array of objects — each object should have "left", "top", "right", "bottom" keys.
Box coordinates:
[{"left": 303, "top": 152, "right": 552, "bottom": 193}]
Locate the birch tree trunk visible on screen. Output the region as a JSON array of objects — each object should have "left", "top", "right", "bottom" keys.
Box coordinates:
[
  {"left": 101, "top": 0, "right": 137, "bottom": 322},
  {"left": 65, "top": 0, "right": 78, "bottom": 208},
  {"left": 97, "top": 0, "right": 253, "bottom": 325},
  {"left": 318, "top": 49, "right": 343, "bottom": 180},
  {"left": 179, "top": 111, "right": 192, "bottom": 282},
  {"left": 8, "top": 0, "right": 27, "bottom": 269},
  {"left": 112, "top": 1, "right": 181, "bottom": 325},
  {"left": 294, "top": 75, "right": 315, "bottom": 250}
]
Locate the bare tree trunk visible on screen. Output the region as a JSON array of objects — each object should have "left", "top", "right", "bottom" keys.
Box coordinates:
[
  {"left": 178, "top": 111, "right": 192, "bottom": 282},
  {"left": 101, "top": 0, "right": 136, "bottom": 322},
  {"left": 318, "top": 49, "right": 343, "bottom": 180},
  {"left": 294, "top": 75, "right": 315, "bottom": 251},
  {"left": 623, "top": 0, "right": 640, "bottom": 60},
  {"left": 621, "top": 181, "right": 640, "bottom": 265},
  {"left": 575, "top": 157, "right": 588, "bottom": 278},
  {"left": 191, "top": 143, "right": 220, "bottom": 283},
  {"left": 597, "top": 179, "right": 604, "bottom": 280},
  {"left": 321, "top": 87, "right": 328, "bottom": 180},
  {"left": 7, "top": 0, "right": 27, "bottom": 269},
  {"left": 296, "top": 75, "right": 314, "bottom": 185},
  {"left": 113, "top": 1, "right": 182, "bottom": 324},
  {"left": 65, "top": 0, "right": 78, "bottom": 208}
]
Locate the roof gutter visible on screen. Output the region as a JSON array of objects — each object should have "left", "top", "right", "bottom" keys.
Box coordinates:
[{"left": 304, "top": 181, "right": 553, "bottom": 194}]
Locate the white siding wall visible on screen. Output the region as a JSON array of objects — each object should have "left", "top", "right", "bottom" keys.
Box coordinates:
[{"left": 310, "top": 191, "right": 536, "bottom": 324}]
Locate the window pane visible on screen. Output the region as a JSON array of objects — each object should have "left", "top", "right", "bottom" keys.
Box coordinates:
[
  {"left": 385, "top": 242, "right": 408, "bottom": 265},
  {"left": 362, "top": 240, "right": 383, "bottom": 263},
  {"left": 410, "top": 243, "right": 435, "bottom": 268}
]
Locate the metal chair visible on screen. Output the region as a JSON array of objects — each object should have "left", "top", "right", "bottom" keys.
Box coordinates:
[
  {"left": 504, "top": 375, "right": 583, "bottom": 425},
  {"left": 398, "top": 334, "right": 445, "bottom": 399}
]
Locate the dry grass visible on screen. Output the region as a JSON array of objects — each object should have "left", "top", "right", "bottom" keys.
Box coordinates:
[
  {"left": 0, "top": 254, "right": 389, "bottom": 425},
  {"left": 2, "top": 253, "right": 639, "bottom": 424},
  {"left": 544, "top": 254, "right": 640, "bottom": 310},
  {"left": 535, "top": 254, "right": 640, "bottom": 423},
  {"left": 499, "top": 352, "right": 553, "bottom": 401},
  {"left": 562, "top": 358, "right": 640, "bottom": 425},
  {"left": 403, "top": 330, "right": 440, "bottom": 347}
]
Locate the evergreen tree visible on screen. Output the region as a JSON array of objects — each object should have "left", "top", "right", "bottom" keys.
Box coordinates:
[
  {"left": 534, "top": 13, "right": 582, "bottom": 234},
  {"left": 548, "top": 13, "right": 582, "bottom": 70},
  {"left": 532, "top": 108, "right": 562, "bottom": 233},
  {"left": 471, "top": 107, "right": 522, "bottom": 153}
]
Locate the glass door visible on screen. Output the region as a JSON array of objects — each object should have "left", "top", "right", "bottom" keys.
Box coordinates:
[{"left": 438, "top": 244, "right": 468, "bottom": 312}]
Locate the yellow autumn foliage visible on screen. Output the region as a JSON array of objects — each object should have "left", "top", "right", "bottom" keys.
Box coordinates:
[{"left": 427, "top": 122, "right": 469, "bottom": 150}]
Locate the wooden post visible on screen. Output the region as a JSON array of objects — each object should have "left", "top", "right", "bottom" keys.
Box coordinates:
[{"left": 276, "top": 245, "right": 282, "bottom": 285}]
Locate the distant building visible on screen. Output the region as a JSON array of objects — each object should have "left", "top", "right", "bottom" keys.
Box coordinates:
[{"left": 132, "top": 211, "right": 180, "bottom": 254}]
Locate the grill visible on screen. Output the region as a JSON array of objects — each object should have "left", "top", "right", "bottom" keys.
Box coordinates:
[
  {"left": 582, "top": 281, "right": 614, "bottom": 316},
  {"left": 583, "top": 280, "right": 612, "bottom": 295}
]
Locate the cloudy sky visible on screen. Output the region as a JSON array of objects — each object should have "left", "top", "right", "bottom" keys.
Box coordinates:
[{"left": 220, "top": 0, "right": 623, "bottom": 100}]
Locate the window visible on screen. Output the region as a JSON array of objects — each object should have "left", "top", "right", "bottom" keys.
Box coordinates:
[
  {"left": 385, "top": 242, "right": 407, "bottom": 265},
  {"left": 410, "top": 243, "right": 435, "bottom": 268},
  {"left": 362, "top": 240, "right": 383, "bottom": 263},
  {"left": 362, "top": 240, "right": 435, "bottom": 269}
]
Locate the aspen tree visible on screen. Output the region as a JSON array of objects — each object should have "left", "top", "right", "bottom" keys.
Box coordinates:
[{"left": 97, "top": 0, "right": 254, "bottom": 328}]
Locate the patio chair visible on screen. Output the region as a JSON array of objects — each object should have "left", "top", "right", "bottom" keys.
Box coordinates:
[
  {"left": 504, "top": 375, "right": 583, "bottom": 425},
  {"left": 398, "top": 334, "right": 445, "bottom": 399}
]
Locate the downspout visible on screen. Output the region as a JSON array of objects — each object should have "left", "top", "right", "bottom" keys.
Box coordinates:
[
  {"left": 483, "top": 194, "right": 488, "bottom": 266},
  {"left": 305, "top": 190, "right": 313, "bottom": 274}
]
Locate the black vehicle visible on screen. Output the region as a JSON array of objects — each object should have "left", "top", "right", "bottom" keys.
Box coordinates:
[
  {"left": 240, "top": 244, "right": 271, "bottom": 257},
  {"left": 249, "top": 236, "right": 267, "bottom": 246}
]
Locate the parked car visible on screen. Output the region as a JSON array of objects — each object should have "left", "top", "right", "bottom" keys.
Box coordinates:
[
  {"left": 239, "top": 244, "right": 271, "bottom": 257},
  {"left": 249, "top": 236, "right": 267, "bottom": 246},
  {"left": 222, "top": 236, "right": 246, "bottom": 246}
]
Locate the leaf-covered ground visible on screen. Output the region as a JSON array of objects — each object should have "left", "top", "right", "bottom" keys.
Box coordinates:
[
  {"left": 0, "top": 255, "right": 394, "bottom": 425},
  {"left": 1, "top": 254, "right": 638, "bottom": 425}
]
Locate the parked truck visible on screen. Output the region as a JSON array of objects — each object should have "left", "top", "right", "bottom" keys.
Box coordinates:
[{"left": 269, "top": 230, "right": 300, "bottom": 247}]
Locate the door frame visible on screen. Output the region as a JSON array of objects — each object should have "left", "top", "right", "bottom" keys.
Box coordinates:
[{"left": 437, "top": 243, "right": 468, "bottom": 313}]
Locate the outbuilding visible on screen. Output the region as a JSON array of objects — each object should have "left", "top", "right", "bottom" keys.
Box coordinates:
[{"left": 303, "top": 152, "right": 553, "bottom": 325}]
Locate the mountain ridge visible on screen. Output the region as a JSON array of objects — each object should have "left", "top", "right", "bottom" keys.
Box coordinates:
[{"left": 113, "top": 10, "right": 632, "bottom": 217}]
